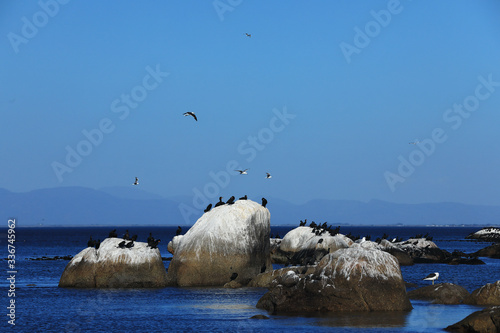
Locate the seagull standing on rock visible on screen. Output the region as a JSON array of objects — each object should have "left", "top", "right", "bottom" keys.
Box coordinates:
[
  {"left": 183, "top": 112, "right": 197, "bottom": 121},
  {"left": 423, "top": 272, "right": 439, "bottom": 285}
]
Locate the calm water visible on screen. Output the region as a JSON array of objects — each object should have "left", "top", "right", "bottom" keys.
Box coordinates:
[{"left": 1, "top": 226, "right": 498, "bottom": 332}]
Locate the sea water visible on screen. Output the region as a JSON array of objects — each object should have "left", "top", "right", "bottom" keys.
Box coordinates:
[{"left": 1, "top": 226, "right": 498, "bottom": 332}]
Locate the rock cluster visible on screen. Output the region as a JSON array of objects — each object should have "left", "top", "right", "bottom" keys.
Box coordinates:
[
  {"left": 466, "top": 227, "right": 500, "bottom": 243},
  {"left": 446, "top": 306, "right": 500, "bottom": 332}
]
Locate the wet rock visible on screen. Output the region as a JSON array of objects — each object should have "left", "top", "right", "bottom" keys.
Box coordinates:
[
  {"left": 59, "top": 238, "right": 167, "bottom": 288},
  {"left": 407, "top": 283, "right": 470, "bottom": 305},
  {"left": 166, "top": 200, "right": 271, "bottom": 287},
  {"left": 464, "top": 281, "right": 500, "bottom": 305},
  {"left": 465, "top": 227, "right": 500, "bottom": 243},
  {"left": 472, "top": 243, "right": 500, "bottom": 259},
  {"left": 445, "top": 306, "right": 500, "bottom": 332},
  {"left": 256, "top": 247, "right": 412, "bottom": 314}
]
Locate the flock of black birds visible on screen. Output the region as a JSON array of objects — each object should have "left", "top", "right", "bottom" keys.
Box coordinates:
[
  {"left": 86, "top": 229, "right": 165, "bottom": 250},
  {"left": 297, "top": 219, "right": 416, "bottom": 244},
  {"left": 203, "top": 196, "right": 268, "bottom": 213}
]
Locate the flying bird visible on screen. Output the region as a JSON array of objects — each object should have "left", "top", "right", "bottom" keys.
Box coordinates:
[
  {"left": 245, "top": 33, "right": 251, "bottom": 38},
  {"left": 236, "top": 169, "right": 248, "bottom": 175},
  {"left": 133, "top": 177, "right": 139, "bottom": 185},
  {"left": 423, "top": 272, "right": 439, "bottom": 285},
  {"left": 409, "top": 140, "right": 420, "bottom": 145},
  {"left": 266, "top": 173, "right": 272, "bottom": 179},
  {"left": 183, "top": 112, "right": 197, "bottom": 121}
]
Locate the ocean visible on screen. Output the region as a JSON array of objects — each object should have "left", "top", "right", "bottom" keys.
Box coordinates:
[{"left": 1, "top": 225, "right": 498, "bottom": 332}]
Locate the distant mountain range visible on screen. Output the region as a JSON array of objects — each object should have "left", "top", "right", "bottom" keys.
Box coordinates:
[{"left": 1, "top": 187, "right": 499, "bottom": 227}]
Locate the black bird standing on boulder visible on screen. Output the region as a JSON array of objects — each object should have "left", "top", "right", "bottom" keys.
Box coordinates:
[
  {"left": 239, "top": 195, "right": 247, "bottom": 200},
  {"left": 149, "top": 239, "right": 161, "bottom": 249},
  {"left": 214, "top": 197, "right": 224, "bottom": 208},
  {"left": 130, "top": 235, "right": 138, "bottom": 241},
  {"left": 226, "top": 196, "right": 235, "bottom": 205},
  {"left": 204, "top": 203, "right": 212, "bottom": 212},
  {"left": 261, "top": 197, "right": 268, "bottom": 208},
  {"left": 108, "top": 229, "right": 117, "bottom": 238},
  {"left": 125, "top": 240, "right": 134, "bottom": 248},
  {"left": 87, "top": 236, "right": 95, "bottom": 248},
  {"left": 123, "top": 230, "right": 130, "bottom": 240},
  {"left": 95, "top": 239, "right": 101, "bottom": 250},
  {"left": 147, "top": 232, "right": 154, "bottom": 245},
  {"left": 176, "top": 226, "right": 182, "bottom": 236},
  {"left": 118, "top": 241, "right": 126, "bottom": 248}
]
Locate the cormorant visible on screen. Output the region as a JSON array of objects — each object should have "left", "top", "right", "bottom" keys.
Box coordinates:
[
  {"left": 87, "top": 236, "right": 95, "bottom": 248},
  {"left": 108, "top": 229, "right": 117, "bottom": 238},
  {"left": 214, "top": 197, "right": 224, "bottom": 207},
  {"left": 131, "top": 235, "right": 138, "bottom": 241},
  {"left": 176, "top": 226, "right": 182, "bottom": 236},
  {"left": 95, "top": 239, "right": 101, "bottom": 250},
  {"left": 123, "top": 230, "right": 130, "bottom": 240},
  {"left": 118, "top": 241, "right": 126, "bottom": 248},
  {"left": 239, "top": 195, "right": 247, "bottom": 200},
  {"left": 149, "top": 239, "right": 161, "bottom": 249},
  {"left": 261, "top": 197, "right": 268, "bottom": 208},
  {"left": 226, "top": 196, "right": 235, "bottom": 205},
  {"left": 125, "top": 240, "right": 134, "bottom": 248},
  {"left": 147, "top": 233, "right": 154, "bottom": 245},
  {"left": 230, "top": 272, "right": 238, "bottom": 281},
  {"left": 204, "top": 203, "right": 212, "bottom": 212}
]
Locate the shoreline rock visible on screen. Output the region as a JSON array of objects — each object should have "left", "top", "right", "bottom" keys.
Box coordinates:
[
  {"left": 407, "top": 283, "right": 470, "bottom": 305},
  {"left": 445, "top": 306, "right": 500, "bottom": 332},
  {"left": 466, "top": 227, "right": 500, "bottom": 243},
  {"left": 59, "top": 238, "right": 168, "bottom": 288},
  {"left": 464, "top": 281, "right": 500, "bottom": 305}
]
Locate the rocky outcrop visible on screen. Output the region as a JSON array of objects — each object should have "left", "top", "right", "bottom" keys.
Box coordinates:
[
  {"left": 445, "top": 306, "right": 500, "bottom": 332},
  {"left": 465, "top": 281, "right": 500, "bottom": 305},
  {"left": 256, "top": 247, "right": 412, "bottom": 314},
  {"left": 407, "top": 283, "right": 470, "bottom": 305},
  {"left": 167, "top": 235, "right": 183, "bottom": 255},
  {"left": 472, "top": 243, "right": 500, "bottom": 259},
  {"left": 466, "top": 227, "right": 500, "bottom": 243},
  {"left": 273, "top": 226, "right": 351, "bottom": 265},
  {"left": 59, "top": 238, "right": 167, "bottom": 288},
  {"left": 390, "top": 238, "right": 451, "bottom": 263},
  {"left": 166, "top": 200, "right": 271, "bottom": 287}
]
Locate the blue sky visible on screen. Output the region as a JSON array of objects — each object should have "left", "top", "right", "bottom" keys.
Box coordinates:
[{"left": 1, "top": 0, "right": 500, "bottom": 209}]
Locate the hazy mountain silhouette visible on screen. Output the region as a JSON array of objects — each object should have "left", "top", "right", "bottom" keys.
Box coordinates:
[{"left": 1, "top": 187, "right": 499, "bottom": 226}]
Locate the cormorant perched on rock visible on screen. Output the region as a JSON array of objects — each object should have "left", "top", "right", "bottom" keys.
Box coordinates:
[
  {"left": 118, "top": 241, "right": 126, "bottom": 248},
  {"left": 261, "top": 197, "right": 268, "bottom": 208},
  {"left": 149, "top": 239, "right": 161, "bottom": 249},
  {"left": 108, "top": 229, "right": 117, "bottom": 238},
  {"left": 130, "top": 235, "right": 138, "bottom": 242},
  {"left": 299, "top": 219, "right": 307, "bottom": 226},
  {"left": 204, "top": 203, "right": 212, "bottom": 213},
  {"left": 147, "top": 233, "right": 154, "bottom": 245},
  {"left": 226, "top": 196, "right": 235, "bottom": 205},
  {"left": 176, "top": 226, "right": 182, "bottom": 236},
  {"left": 87, "top": 236, "right": 95, "bottom": 248},
  {"left": 125, "top": 240, "right": 134, "bottom": 248},
  {"left": 123, "top": 230, "right": 130, "bottom": 240},
  {"left": 95, "top": 239, "right": 101, "bottom": 249},
  {"left": 214, "top": 197, "right": 224, "bottom": 207},
  {"left": 230, "top": 272, "right": 238, "bottom": 281},
  {"left": 260, "top": 265, "right": 266, "bottom": 273},
  {"left": 239, "top": 195, "right": 247, "bottom": 200}
]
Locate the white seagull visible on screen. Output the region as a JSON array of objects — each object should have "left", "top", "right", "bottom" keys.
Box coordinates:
[
  {"left": 423, "top": 272, "right": 439, "bottom": 285},
  {"left": 183, "top": 112, "right": 197, "bottom": 121},
  {"left": 266, "top": 172, "right": 272, "bottom": 179},
  {"left": 133, "top": 177, "right": 139, "bottom": 185},
  {"left": 236, "top": 169, "right": 249, "bottom": 175},
  {"left": 245, "top": 33, "right": 251, "bottom": 38}
]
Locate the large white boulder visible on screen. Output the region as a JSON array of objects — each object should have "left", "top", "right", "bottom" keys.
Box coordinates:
[
  {"left": 279, "top": 226, "right": 351, "bottom": 253},
  {"left": 59, "top": 238, "right": 167, "bottom": 288},
  {"left": 166, "top": 199, "right": 271, "bottom": 287}
]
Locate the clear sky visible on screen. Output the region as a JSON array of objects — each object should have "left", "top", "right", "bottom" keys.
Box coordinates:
[{"left": 1, "top": 0, "right": 500, "bottom": 209}]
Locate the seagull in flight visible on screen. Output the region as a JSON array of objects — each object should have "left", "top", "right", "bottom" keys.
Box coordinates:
[
  {"left": 245, "top": 33, "right": 251, "bottom": 38},
  {"left": 133, "top": 177, "right": 139, "bottom": 185},
  {"left": 266, "top": 173, "right": 272, "bottom": 179},
  {"left": 236, "top": 169, "right": 249, "bottom": 175},
  {"left": 183, "top": 112, "right": 197, "bottom": 121}
]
